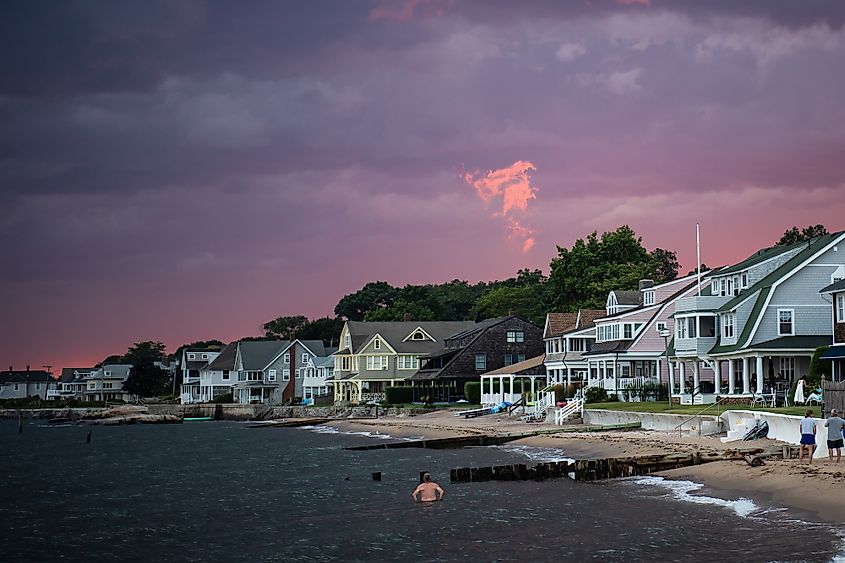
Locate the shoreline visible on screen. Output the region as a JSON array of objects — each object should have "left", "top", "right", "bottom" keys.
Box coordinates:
[{"left": 325, "top": 411, "right": 845, "bottom": 525}]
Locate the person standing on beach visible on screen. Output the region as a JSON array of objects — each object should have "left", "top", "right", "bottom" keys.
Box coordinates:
[
  {"left": 411, "top": 473, "right": 445, "bottom": 502},
  {"left": 824, "top": 409, "right": 845, "bottom": 464},
  {"left": 799, "top": 409, "right": 817, "bottom": 464}
]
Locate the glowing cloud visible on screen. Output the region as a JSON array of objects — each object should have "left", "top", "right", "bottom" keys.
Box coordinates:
[{"left": 463, "top": 160, "right": 539, "bottom": 254}]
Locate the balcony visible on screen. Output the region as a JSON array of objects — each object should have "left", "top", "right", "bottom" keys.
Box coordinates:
[
  {"left": 675, "top": 295, "right": 729, "bottom": 313},
  {"left": 674, "top": 336, "right": 717, "bottom": 357}
]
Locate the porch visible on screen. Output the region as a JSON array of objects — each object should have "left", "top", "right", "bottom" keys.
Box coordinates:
[{"left": 479, "top": 374, "right": 545, "bottom": 406}]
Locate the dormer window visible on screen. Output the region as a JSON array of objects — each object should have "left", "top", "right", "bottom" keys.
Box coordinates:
[
  {"left": 188, "top": 353, "right": 195, "bottom": 359},
  {"left": 741, "top": 273, "right": 748, "bottom": 288},
  {"left": 643, "top": 291, "right": 655, "bottom": 306},
  {"left": 374, "top": 338, "right": 381, "bottom": 350},
  {"left": 412, "top": 332, "right": 425, "bottom": 340},
  {"left": 404, "top": 327, "right": 434, "bottom": 342}
]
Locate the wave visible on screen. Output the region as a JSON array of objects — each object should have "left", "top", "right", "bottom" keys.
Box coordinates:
[
  {"left": 299, "top": 425, "right": 420, "bottom": 441},
  {"left": 629, "top": 475, "right": 759, "bottom": 518},
  {"left": 493, "top": 444, "right": 574, "bottom": 463}
]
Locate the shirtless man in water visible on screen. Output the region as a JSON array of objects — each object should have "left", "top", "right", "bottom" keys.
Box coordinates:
[{"left": 411, "top": 473, "right": 445, "bottom": 502}]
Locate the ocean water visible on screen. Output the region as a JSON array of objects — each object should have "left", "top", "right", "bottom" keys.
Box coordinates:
[{"left": 1, "top": 420, "right": 843, "bottom": 562}]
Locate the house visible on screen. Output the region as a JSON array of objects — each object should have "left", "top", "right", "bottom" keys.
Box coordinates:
[
  {"left": 230, "top": 339, "right": 336, "bottom": 405},
  {"left": 83, "top": 364, "right": 134, "bottom": 402},
  {"left": 331, "top": 320, "right": 477, "bottom": 404},
  {"left": 409, "top": 316, "right": 544, "bottom": 401},
  {"left": 302, "top": 355, "right": 336, "bottom": 403},
  {"left": 480, "top": 355, "right": 547, "bottom": 406},
  {"left": 583, "top": 275, "right": 704, "bottom": 398},
  {"left": 819, "top": 278, "right": 845, "bottom": 382},
  {"left": 50, "top": 367, "right": 94, "bottom": 400},
  {"left": 195, "top": 343, "right": 238, "bottom": 403},
  {"left": 543, "top": 309, "right": 604, "bottom": 387},
  {"left": 179, "top": 348, "right": 223, "bottom": 404},
  {"left": 672, "top": 231, "right": 845, "bottom": 403},
  {"left": 0, "top": 367, "right": 57, "bottom": 400}
]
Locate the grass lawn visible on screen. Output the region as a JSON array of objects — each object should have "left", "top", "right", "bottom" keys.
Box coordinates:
[{"left": 586, "top": 401, "right": 821, "bottom": 418}]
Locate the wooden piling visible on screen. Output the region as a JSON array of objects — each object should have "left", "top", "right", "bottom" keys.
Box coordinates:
[
  {"left": 85, "top": 429, "right": 92, "bottom": 444},
  {"left": 372, "top": 472, "right": 382, "bottom": 481}
]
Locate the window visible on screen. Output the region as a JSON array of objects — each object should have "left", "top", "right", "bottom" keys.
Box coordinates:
[
  {"left": 366, "top": 356, "right": 388, "bottom": 370},
  {"left": 302, "top": 353, "right": 309, "bottom": 364},
  {"left": 373, "top": 339, "right": 381, "bottom": 350},
  {"left": 105, "top": 371, "right": 111, "bottom": 376},
  {"left": 397, "top": 355, "right": 419, "bottom": 370},
  {"left": 623, "top": 324, "right": 632, "bottom": 339},
  {"left": 268, "top": 369, "right": 277, "bottom": 382},
  {"left": 570, "top": 338, "right": 586, "bottom": 352},
  {"left": 677, "top": 318, "right": 688, "bottom": 339},
  {"left": 282, "top": 369, "right": 290, "bottom": 381},
  {"left": 780, "top": 357, "right": 795, "bottom": 380},
  {"left": 336, "top": 356, "right": 352, "bottom": 371},
  {"left": 644, "top": 291, "right": 655, "bottom": 306},
  {"left": 778, "top": 309, "right": 794, "bottom": 335},
  {"left": 726, "top": 278, "right": 733, "bottom": 296},
  {"left": 283, "top": 353, "right": 290, "bottom": 364},
  {"left": 188, "top": 353, "right": 195, "bottom": 359},
  {"left": 411, "top": 331, "right": 426, "bottom": 340},
  {"left": 506, "top": 331, "right": 525, "bottom": 343},
  {"left": 719, "top": 279, "right": 727, "bottom": 297},
  {"left": 222, "top": 370, "right": 230, "bottom": 380},
  {"left": 711, "top": 280, "right": 719, "bottom": 294},
  {"left": 202, "top": 354, "right": 208, "bottom": 359},
  {"left": 722, "top": 313, "right": 735, "bottom": 339},
  {"left": 656, "top": 321, "right": 667, "bottom": 333},
  {"left": 475, "top": 354, "right": 487, "bottom": 371},
  {"left": 837, "top": 294, "right": 845, "bottom": 323},
  {"left": 297, "top": 369, "right": 304, "bottom": 379},
  {"left": 344, "top": 334, "right": 351, "bottom": 348},
  {"left": 741, "top": 273, "right": 748, "bottom": 288},
  {"left": 732, "top": 276, "right": 740, "bottom": 296}
]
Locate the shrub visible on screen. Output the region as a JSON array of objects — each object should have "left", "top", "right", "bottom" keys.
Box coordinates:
[
  {"left": 464, "top": 381, "right": 481, "bottom": 404},
  {"left": 808, "top": 346, "right": 830, "bottom": 388},
  {"left": 209, "top": 393, "right": 233, "bottom": 404},
  {"left": 585, "top": 387, "right": 608, "bottom": 404},
  {"left": 385, "top": 386, "right": 414, "bottom": 405}
]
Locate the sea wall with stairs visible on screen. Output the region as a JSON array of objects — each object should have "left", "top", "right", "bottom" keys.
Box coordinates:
[{"left": 583, "top": 408, "right": 724, "bottom": 435}]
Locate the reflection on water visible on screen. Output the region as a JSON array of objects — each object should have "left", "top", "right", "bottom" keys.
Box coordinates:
[{"left": 1, "top": 421, "right": 843, "bottom": 562}]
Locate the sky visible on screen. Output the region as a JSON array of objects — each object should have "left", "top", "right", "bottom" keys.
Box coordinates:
[{"left": 3, "top": 0, "right": 845, "bottom": 372}]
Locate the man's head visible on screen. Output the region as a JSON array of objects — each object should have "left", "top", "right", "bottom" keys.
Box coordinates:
[
  {"left": 423, "top": 473, "right": 431, "bottom": 482},
  {"left": 832, "top": 409, "right": 839, "bottom": 417}
]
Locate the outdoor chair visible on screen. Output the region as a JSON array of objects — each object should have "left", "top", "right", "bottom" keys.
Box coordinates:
[{"left": 806, "top": 389, "right": 823, "bottom": 406}]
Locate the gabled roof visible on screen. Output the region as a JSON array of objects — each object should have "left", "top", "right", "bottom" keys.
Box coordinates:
[
  {"left": 298, "top": 340, "right": 330, "bottom": 357},
  {"left": 344, "top": 321, "right": 477, "bottom": 355},
  {"left": 820, "top": 279, "right": 845, "bottom": 294},
  {"left": 715, "top": 238, "right": 810, "bottom": 275},
  {"left": 483, "top": 354, "right": 546, "bottom": 376},
  {"left": 544, "top": 313, "right": 577, "bottom": 339},
  {"left": 577, "top": 309, "right": 606, "bottom": 329},
  {"left": 612, "top": 290, "right": 642, "bottom": 306},
  {"left": 0, "top": 370, "right": 55, "bottom": 384},
  {"left": 89, "top": 365, "right": 132, "bottom": 379},
  {"left": 60, "top": 367, "right": 92, "bottom": 383},
  {"left": 205, "top": 343, "right": 237, "bottom": 371},
  {"left": 237, "top": 340, "right": 289, "bottom": 370}
]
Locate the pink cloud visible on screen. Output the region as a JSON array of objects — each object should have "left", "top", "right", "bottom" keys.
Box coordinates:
[{"left": 463, "top": 160, "right": 539, "bottom": 254}]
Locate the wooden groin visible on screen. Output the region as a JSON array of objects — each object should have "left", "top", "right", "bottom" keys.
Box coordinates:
[
  {"left": 244, "top": 418, "right": 331, "bottom": 428},
  {"left": 449, "top": 445, "right": 796, "bottom": 484},
  {"left": 450, "top": 461, "right": 573, "bottom": 483}
]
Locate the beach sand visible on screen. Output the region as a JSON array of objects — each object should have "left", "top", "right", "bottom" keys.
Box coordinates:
[{"left": 329, "top": 410, "right": 845, "bottom": 523}]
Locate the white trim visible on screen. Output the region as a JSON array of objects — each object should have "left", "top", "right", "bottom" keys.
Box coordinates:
[
  {"left": 362, "top": 333, "right": 398, "bottom": 354},
  {"left": 777, "top": 308, "right": 795, "bottom": 336},
  {"left": 837, "top": 294, "right": 845, "bottom": 324},
  {"left": 402, "top": 327, "right": 437, "bottom": 342}
]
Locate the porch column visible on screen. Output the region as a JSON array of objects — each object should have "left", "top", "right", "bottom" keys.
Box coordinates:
[
  {"left": 678, "top": 362, "right": 686, "bottom": 394},
  {"left": 714, "top": 361, "right": 721, "bottom": 395},
  {"left": 668, "top": 361, "right": 675, "bottom": 394},
  {"left": 566, "top": 369, "right": 572, "bottom": 386},
  {"left": 728, "top": 359, "right": 736, "bottom": 395},
  {"left": 756, "top": 356, "right": 764, "bottom": 394},
  {"left": 612, "top": 361, "right": 618, "bottom": 394},
  {"left": 693, "top": 361, "right": 700, "bottom": 394},
  {"left": 742, "top": 357, "right": 751, "bottom": 394}
]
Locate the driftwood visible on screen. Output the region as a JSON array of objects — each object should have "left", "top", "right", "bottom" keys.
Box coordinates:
[{"left": 743, "top": 454, "right": 765, "bottom": 467}]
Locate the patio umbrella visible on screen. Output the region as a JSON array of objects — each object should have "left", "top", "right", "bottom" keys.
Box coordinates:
[{"left": 768, "top": 358, "right": 776, "bottom": 393}]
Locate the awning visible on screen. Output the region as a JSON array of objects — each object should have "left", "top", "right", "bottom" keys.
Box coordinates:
[{"left": 819, "top": 346, "right": 845, "bottom": 360}]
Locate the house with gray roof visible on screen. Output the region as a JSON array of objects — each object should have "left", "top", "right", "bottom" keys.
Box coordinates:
[
  {"left": 331, "top": 320, "right": 477, "bottom": 403},
  {"left": 231, "top": 339, "right": 337, "bottom": 404},
  {"left": 671, "top": 231, "right": 845, "bottom": 403},
  {"left": 543, "top": 309, "right": 604, "bottom": 387},
  {"left": 50, "top": 367, "right": 94, "bottom": 400},
  {"left": 0, "top": 367, "right": 57, "bottom": 400},
  {"left": 195, "top": 343, "right": 238, "bottom": 403},
  {"left": 83, "top": 364, "right": 134, "bottom": 402},
  {"left": 179, "top": 347, "right": 223, "bottom": 404}
]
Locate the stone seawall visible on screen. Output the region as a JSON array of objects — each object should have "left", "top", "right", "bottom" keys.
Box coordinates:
[{"left": 0, "top": 408, "right": 106, "bottom": 420}]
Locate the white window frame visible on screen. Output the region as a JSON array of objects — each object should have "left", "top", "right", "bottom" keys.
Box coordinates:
[
  {"left": 202, "top": 354, "right": 208, "bottom": 359},
  {"left": 373, "top": 338, "right": 381, "bottom": 350},
  {"left": 366, "top": 356, "right": 388, "bottom": 370},
  {"left": 222, "top": 370, "right": 230, "bottom": 380},
  {"left": 722, "top": 313, "right": 734, "bottom": 339},
  {"left": 268, "top": 369, "right": 277, "bottom": 382},
  {"left": 283, "top": 353, "right": 290, "bottom": 364},
  {"left": 741, "top": 273, "right": 748, "bottom": 288},
  {"left": 777, "top": 309, "right": 794, "bottom": 336},
  {"left": 188, "top": 353, "right": 195, "bottom": 359},
  {"left": 644, "top": 291, "right": 655, "bottom": 306},
  {"left": 837, "top": 294, "right": 845, "bottom": 323},
  {"left": 623, "top": 324, "right": 632, "bottom": 339},
  {"left": 301, "top": 353, "right": 309, "bottom": 364},
  {"left": 282, "top": 369, "right": 290, "bottom": 381},
  {"left": 397, "top": 355, "right": 419, "bottom": 370},
  {"left": 475, "top": 354, "right": 487, "bottom": 371},
  {"left": 506, "top": 330, "right": 525, "bottom": 343},
  {"left": 780, "top": 357, "right": 795, "bottom": 380},
  {"left": 297, "top": 368, "right": 304, "bottom": 379}
]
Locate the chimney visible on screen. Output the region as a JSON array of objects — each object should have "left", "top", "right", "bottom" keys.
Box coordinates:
[
  {"left": 403, "top": 312, "right": 413, "bottom": 322},
  {"left": 26, "top": 365, "right": 30, "bottom": 373},
  {"left": 639, "top": 279, "right": 654, "bottom": 290}
]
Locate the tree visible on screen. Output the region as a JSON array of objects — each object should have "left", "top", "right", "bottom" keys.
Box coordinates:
[
  {"left": 123, "top": 341, "right": 167, "bottom": 366},
  {"left": 686, "top": 263, "right": 710, "bottom": 277},
  {"left": 334, "top": 281, "right": 397, "bottom": 320},
  {"left": 364, "top": 299, "right": 436, "bottom": 322},
  {"left": 470, "top": 285, "right": 546, "bottom": 325},
  {"left": 777, "top": 224, "right": 828, "bottom": 246},
  {"left": 97, "top": 354, "right": 123, "bottom": 367},
  {"left": 263, "top": 315, "right": 309, "bottom": 339},
  {"left": 124, "top": 363, "right": 171, "bottom": 397},
  {"left": 650, "top": 248, "right": 679, "bottom": 283},
  {"left": 295, "top": 317, "right": 345, "bottom": 346},
  {"left": 546, "top": 225, "right": 657, "bottom": 311}
]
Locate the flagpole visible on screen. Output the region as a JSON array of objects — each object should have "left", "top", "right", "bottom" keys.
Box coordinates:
[{"left": 696, "top": 223, "right": 701, "bottom": 296}]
